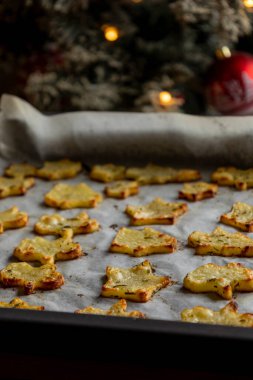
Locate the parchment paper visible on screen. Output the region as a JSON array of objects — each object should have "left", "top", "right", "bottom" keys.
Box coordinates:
[{"left": 1, "top": 94, "right": 253, "bottom": 320}]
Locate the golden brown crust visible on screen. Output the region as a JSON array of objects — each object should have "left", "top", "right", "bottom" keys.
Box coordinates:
[
  {"left": 188, "top": 226, "right": 253, "bottom": 257},
  {"left": 4, "top": 163, "right": 37, "bottom": 178},
  {"left": 34, "top": 212, "right": 99, "bottom": 236},
  {"left": 101, "top": 260, "right": 173, "bottom": 302},
  {"left": 110, "top": 227, "right": 177, "bottom": 257},
  {"left": 90, "top": 164, "right": 126, "bottom": 183},
  {"left": 0, "top": 177, "right": 35, "bottom": 199},
  {"left": 104, "top": 181, "right": 139, "bottom": 199},
  {"left": 211, "top": 166, "right": 253, "bottom": 190},
  {"left": 44, "top": 183, "right": 103, "bottom": 209},
  {"left": 14, "top": 228, "right": 84, "bottom": 264},
  {"left": 181, "top": 301, "right": 253, "bottom": 328},
  {"left": 0, "top": 206, "right": 28, "bottom": 234},
  {"left": 220, "top": 202, "right": 253, "bottom": 232},
  {"left": 183, "top": 262, "right": 253, "bottom": 299},
  {"left": 75, "top": 299, "right": 145, "bottom": 318},
  {"left": 125, "top": 197, "right": 188, "bottom": 225},
  {"left": 0, "top": 262, "right": 64, "bottom": 294},
  {"left": 37, "top": 159, "right": 82, "bottom": 180},
  {"left": 178, "top": 182, "right": 218, "bottom": 202},
  {"left": 126, "top": 164, "right": 201, "bottom": 185},
  {"left": 0, "top": 297, "right": 44, "bottom": 310}
]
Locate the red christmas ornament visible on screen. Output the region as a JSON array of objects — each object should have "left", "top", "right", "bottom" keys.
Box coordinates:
[{"left": 206, "top": 49, "right": 253, "bottom": 115}]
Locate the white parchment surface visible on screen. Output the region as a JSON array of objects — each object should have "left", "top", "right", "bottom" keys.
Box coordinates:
[{"left": 0, "top": 94, "right": 253, "bottom": 320}]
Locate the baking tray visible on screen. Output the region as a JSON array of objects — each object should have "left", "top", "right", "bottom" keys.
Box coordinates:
[{"left": 1, "top": 95, "right": 253, "bottom": 374}]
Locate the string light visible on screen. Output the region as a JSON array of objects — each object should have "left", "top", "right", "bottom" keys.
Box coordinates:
[
  {"left": 216, "top": 46, "right": 232, "bottom": 60},
  {"left": 103, "top": 25, "right": 119, "bottom": 42},
  {"left": 159, "top": 91, "right": 172, "bottom": 106},
  {"left": 152, "top": 90, "right": 184, "bottom": 111},
  {"left": 243, "top": 0, "right": 253, "bottom": 10}
]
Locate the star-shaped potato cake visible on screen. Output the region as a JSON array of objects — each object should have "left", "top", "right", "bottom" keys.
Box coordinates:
[
  {"left": 126, "top": 163, "right": 201, "bottom": 185},
  {"left": 90, "top": 164, "right": 126, "bottom": 183},
  {"left": 125, "top": 197, "right": 188, "bottom": 225},
  {"left": 211, "top": 166, "right": 253, "bottom": 190},
  {"left": 37, "top": 159, "right": 82, "bottom": 180},
  {"left": 220, "top": 202, "right": 253, "bottom": 232},
  {"left": 0, "top": 177, "right": 35, "bottom": 199},
  {"left": 104, "top": 180, "right": 139, "bottom": 199},
  {"left": 44, "top": 183, "right": 102, "bottom": 209},
  {"left": 183, "top": 262, "right": 253, "bottom": 299},
  {"left": 75, "top": 299, "right": 145, "bottom": 318},
  {"left": 4, "top": 163, "right": 37, "bottom": 178},
  {"left": 110, "top": 227, "right": 177, "bottom": 257},
  {"left": 101, "top": 260, "right": 173, "bottom": 302},
  {"left": 0, "top": 206, "right": 28, "bottom": 234},
  {"left": 188, "top": 226, "right": 253, "bottom": 257},
  {"left": 14, "top": 229, "right": 84, "bottom": 264},
  {"left": 181, "top": 301, "right": 253, "bottom": 328},
  {"left": 34, "top": 211, "right": 99, "bottom": 236},
  {"left": 0, "top": 262, "right": 64, "bottom": 294},
  {"left": 0, "top": 297, "right": 44, "bottom": 310},
  {"left": 178, "top": 182, "right": 218, "bottom": 201}
]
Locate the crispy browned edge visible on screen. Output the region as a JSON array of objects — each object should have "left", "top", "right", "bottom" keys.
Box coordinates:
[
  {"left": 220, "top": 214, "right": 253, "bottom": 232},
  {"left": 13, "top": 240, "right": 84, "bottom": 263},
  {"left": 188, "top": 230, "right": 253, "bottom": 257},
  {"left": 178, "top": 189, "right": 216, "bottom": 202},
  {"left": 1, "top": 268, "right": 65, "bottom": 295},
  {"left": 104, "top": 184, "right": 139, "bottom": 199},
  {"left": 110, "top": 236, "right": 177, "bottom": 255},
  {"left": 0, "top": 178, "right": 35, "bottom": 199},
  {"left": 101, "top": 262, "right": 173, "bottom": 302},
  {"left": 126, "top": 203, "right": 188, "bottom": 225},
  {"left": 34, "top": 218, "right": 99, "bottom": 235}
]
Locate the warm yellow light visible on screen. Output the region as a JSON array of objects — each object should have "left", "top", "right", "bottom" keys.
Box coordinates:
[
  {"left": 244, "top": 0, "right": 253, "bottom": 8},
  {"left": 159, "top": 91, "right": 172, "bottom": 106},
  {"left": 131, "top": 0, "right": 143, "bottom": 3},
  {"left": 216, "top": 46, "right": 232, "bottom": 60},
  {"left": 104, "top": 26, "right": 119, "bottom": 42}
]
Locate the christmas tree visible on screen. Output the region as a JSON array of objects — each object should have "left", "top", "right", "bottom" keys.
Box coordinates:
[{"left": 0, "top": 0, "right": 252, "bottom": 114}]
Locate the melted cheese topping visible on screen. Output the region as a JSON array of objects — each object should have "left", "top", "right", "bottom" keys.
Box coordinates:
[
  {"left": 5, "top": 163, "right": 37, "bottom": 178},
  {"left": 76, "top": 299, "right": 145, "bottom": 318},
  {"left": 105, "top": 180, "right": 139, "bottom": 198},
  {"left": 185, "top": 263, "right": 253, "bottom": 284},
  {"left": 181, "top": 302, "right": 253, "bottom": 328},
  {"left": 189, "top": 227, "right": 253, "bottom": 249},
  {"left": 1, "top": 262, "right": 60, "bottom": 282},
  {"left": 90, "top": 164, "right": 126, "bottom": 182},
  {"left": 212, "top": 167, "right": 253, "bottom": 189},
  {"left": 181, "top": 182, "right": 217, "bottom": 194},
  {"left": 0, "top": 297, "right": 44, "bottom": 310},
  {"left": 0, "top": 262, "right": 64, "bottom": 294},
  {"left": 14, "top": 231, "right": 82, "bottom": 264},
  {"left": 0, "top": 177, "right": 34, "bottom": 197},
  {"left": 37, "top": 159, "right": 82, "bottom": 180},
  {"left": 0, "top": 206, "right": 28, "bottom": 230},
  {"left": 34, "top": 212, "right": 99, "bottom": 235},
  {"left": 126, "top": 198, "right": 187, "bottom": 220},
  {"left": 44, "top": 183, "right": 102, "bottom": 209},
  {"left": 223, "top": 202, "right": 253, "bottom": 223},
  {"left": 126, "top": 164, "right": 200, "bottom": 184},
  {"left": 105, "top": 260, "right": 168, "bottom": 291},
  {"left": 112, "top": 227, "right": 175, "bottom": 250}
]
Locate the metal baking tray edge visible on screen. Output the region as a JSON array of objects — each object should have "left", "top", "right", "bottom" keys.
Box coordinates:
[{"left": 0, "top": 307, "right": 252, "bottom": 372}]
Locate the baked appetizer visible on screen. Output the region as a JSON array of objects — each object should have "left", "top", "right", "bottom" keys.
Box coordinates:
[
  {"left": 102, "top": 260, "right": 173, "bottom": 302},
  {"left": 183, "top": 262, "right": 253, "bottom": 300},
  {"left": 75, "top": 299, "right": 145, "bottom": 318},
  {"left": 125, "top": 197, "right": 187, "bottom": 225}
]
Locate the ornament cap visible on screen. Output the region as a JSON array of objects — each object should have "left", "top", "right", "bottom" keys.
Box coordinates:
[{"left": 215, "top": 47, "right": 232, "bottom": 60}]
